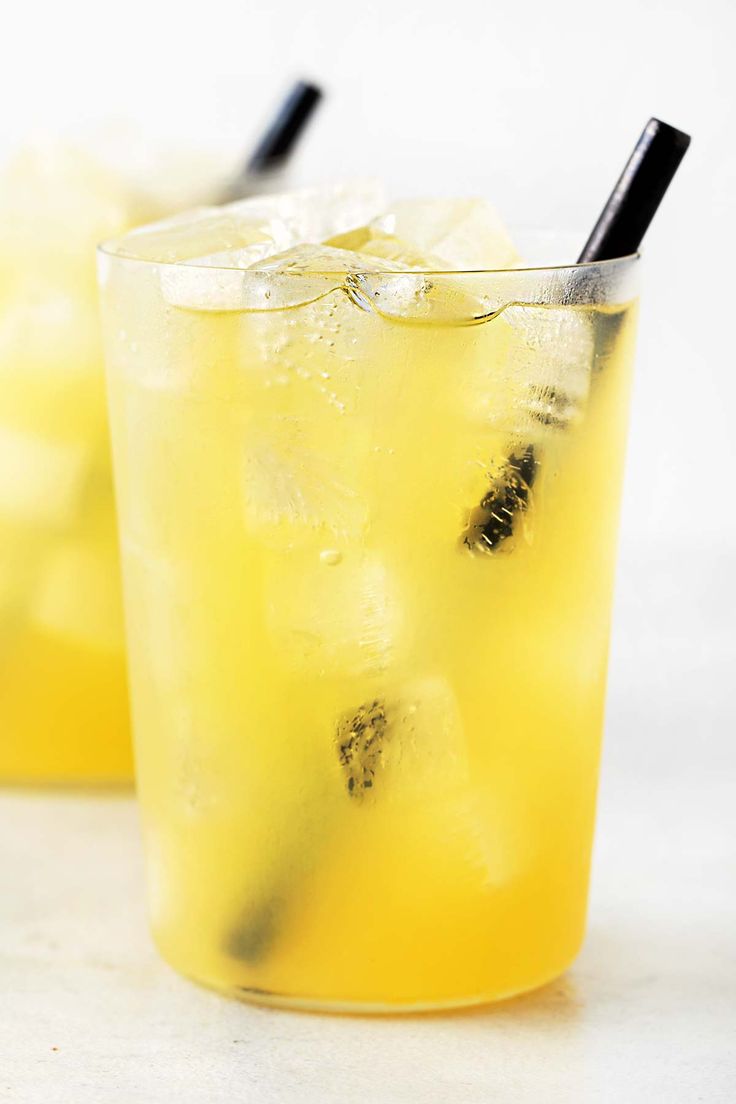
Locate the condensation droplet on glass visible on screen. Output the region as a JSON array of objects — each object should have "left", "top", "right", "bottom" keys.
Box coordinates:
[{"left": 319, "top": 549, "right": 343, "bottom": 567}]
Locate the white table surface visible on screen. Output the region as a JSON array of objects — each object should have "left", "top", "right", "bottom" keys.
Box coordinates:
[{"left": 2, "top": 548, "right": 735, "bottom": 1104}]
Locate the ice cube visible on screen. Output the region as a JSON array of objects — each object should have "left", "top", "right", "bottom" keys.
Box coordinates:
[
  {"left": 111, "top": 206, "right": 279, "bottom": 266},
  {"left": 0, "top": 143, "right": 136, "bottom": 273},
  {"left": 263, "top": 178, "right": 386, "bottom": 244},
  {"left": 336, "top": 675, "right": 515, "bottom": 884},
  {"left": 325, "top": 225, "right": 446, "bottom": 270},
  {"left": 265, "top": 553, "right": 403, "bottom": 676},
  {"left": 359, "top": 198, "right": 520, "bottom": 271},
  {"left": 253, "top": 243, "right": 400, "bottom": 275},
  {"left": 245, "top": 243, "right": 413, "bottom": 312},
  {"left": 0, "top": 287, "right": 100, "bottom": 378},
  {"left": 160, "top": 262, "right": 263, "bottom": 313},
  {"left": 242, "top": 243, "right": 435, "bottom": 329},
  {"left": 336, "top": 675, "right": 470, "bottom": 800},
  {"left": 503, "top": 306, "right": 595, "bottom": 430},
  {"left": 124, "top": 180, "right": 385, "bottom": 308},
  {"left": 159, "top": 238, "right": 395, "bottom": 314},
  {"left": 0, "top": 427, "right": 90, "bottom": 527},
  {"left": 31, "top": 538, "right": 124, "bottom": 652},
  {"left": 236, "top": 247, "right": 406, "bottom": 417},
  {"left": 453, "top": 303, "right": 595, "bottom": 444},
  {"left": 242, "top": 417, "right": 368, "bottom": 543}
]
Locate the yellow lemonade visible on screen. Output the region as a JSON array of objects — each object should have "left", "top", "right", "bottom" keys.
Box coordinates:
[
  {"left": 0, "top": 149, "right": 135, "bottom": 781},
  {"left": 0, "top": 145, "right": 216, "bottom": 782},
  {"left": 101, "top": 192, "right": 638, "bottom": 1009}
]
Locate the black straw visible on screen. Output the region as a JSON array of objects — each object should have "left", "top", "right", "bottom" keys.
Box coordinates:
[
  {"left": 222, "top": 81, "right": 323, "bottom": 202},
  {"left": 578, "top": 118, "right": 690, "bottom": 263},
  {"left": 246, "top": 80, "right": 323, "bottom": 176}
]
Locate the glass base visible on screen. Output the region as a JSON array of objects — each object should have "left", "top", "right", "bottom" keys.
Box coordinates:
[{"left": 178, "top": 962, "right": 575, "bottom": 1016}]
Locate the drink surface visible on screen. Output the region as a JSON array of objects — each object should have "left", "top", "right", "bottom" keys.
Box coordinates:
[{"left": 101, "top": 192, "right": 638, "bottom": 1008}]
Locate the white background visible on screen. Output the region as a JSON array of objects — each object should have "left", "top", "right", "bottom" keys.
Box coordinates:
[{"left": 2, "top": 1, "right": 735, "bottom": 1100}]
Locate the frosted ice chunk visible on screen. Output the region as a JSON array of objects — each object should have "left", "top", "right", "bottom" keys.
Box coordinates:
[
  {"left": 128, "top": 180, "right": 385, "bottom": 306},
  {"left": 336, "top": 676, "right": 470, "bottom": 800},
  {"left": 254, "top": 178, "right": 386, "bottom": 244},
  {"left": 454, "top": 304, "right": 596, "bottom": 441},
  {"left": 245, "top": 243, "right": 413, "bottom": 312},
  {"left": 163, "top": 240, "right": 412, "bottom": 314},
  {"left": 0, "top": 143, "right": 136, "bottom": 272},
  {"left": 249, "top": 244, "right": 432, "bottom": 321},
  {"left": 242, "top": 417, "right": 367, "bottom": 541},
  {"left": 325, "top": 225, "right": 445, "bottom": 269},
  {"left": 337, "top": 675, "right": 517, "bottom": 883},
  {"left": 0, "top": 427, "right": 89, "bottom": 526},
  {"left": 152, "top": 185, "right": 528, "bottom": 331},
  {"left": 345, "top": 198, "right": 520, "bottom": 271},
  {"left": 503, "top": 306, "right": 595, "bottom": 430},
  {"left": 253, "top": 243, "right": 401, "bottom": 275},
  {"left": 265, "top": 553, "right": 402, "bottom": 676},
  {"left": 146, "top": 213, "right": 282, "bottom": 311},
  {"left": 155, "top": 188, "right": 519, "bottom": 315},
  {"left": 0, "top": 289, "right": 100, "bottom": 377},
  {"left": 113, "top": 206, "right": 281, "bottom": 266},
  {"left": 352, "top": 270, "right": 494, "bottom": 325},
  {"left": 160, "top": 264, "right": 260, "bottom": 313},
  {"left": 390, "top": 676, "right": 470, "bottom": 791},
  {"left": 31, "top": 539, "right": 124, "bottom": 651}
]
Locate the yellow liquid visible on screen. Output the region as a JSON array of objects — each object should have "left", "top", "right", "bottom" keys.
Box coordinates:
[
  {"left": 0, "top": 144, "right": 204, "bottom": 783},
  {"left": 103, "top": 263, "right": 637, "bottom": 1009},
  {"left": 0, "top": 147, "right": 137, "bottom": 782},
  {"left": 0, "top": 304, "right": 133, "bottom": 782}
]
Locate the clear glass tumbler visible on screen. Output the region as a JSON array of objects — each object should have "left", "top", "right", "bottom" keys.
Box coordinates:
[{"left": 100, "top": 241, "right": 638, "bottom": 1012}]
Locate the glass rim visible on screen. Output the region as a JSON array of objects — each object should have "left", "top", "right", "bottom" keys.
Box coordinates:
[{"left": 97, "top": 240, "right": 640, "bottom": 278}]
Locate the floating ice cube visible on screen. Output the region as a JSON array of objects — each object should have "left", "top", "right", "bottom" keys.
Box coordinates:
[
  {"left": 150, "top": 215, "right": 281, "bottom": 310},
  {"left": 128, "top": 180, "right": 385, "bottom": 309},
  {"left": 238, "top": 255, "right": 397, "bottom": 419},
  {"left": 254, "top": 243, "right": 400, "bottom": 275},
  {"left": 362, "top": 198, "right": 520, "bottom": 271},
  {"left": 160, "top": 263, "right": 259, "bottom": 313},
  {"left": 159, "top": 237, "right": 394, "bottom": 314},
  {"left": 245, "top": 243, "right": 416, "bottom": 313},
  {"left": 325, "top": 225, "right": 446, "bottom": 270},
  {"left": 0, "top": 427, "right": 90, "bottom": 527},
  {"left": 0, "top": 289, "right": 101, "bottom": 379},
  {"left": 242, "top": 417, "right": 368, "bottom": 542},
  {"left": 391, "top": 676, "right": 471, "bottom": 791},
  {"left": 265, "top": 553, "right": 403, "bottom": 676},
  {"left": 454, "top": 303, "right": 596, "bottom": 442},
  {"left": 112, "top": 206, "right": 279, "bottom": 266},
  {"left": 31, "top": 538, "right": 124, "bottom": 652},
  {"left": 0, "top": 143, "right": 136, "bottom": 273},
  {"left": 261, "top": 178, "right": 386, "bottom": 243},
  {"left": 503, "top": 306, "right": 595, "bottom": 430},
  {"left": 249, "top": 244, "right": 445, "bottom": 326}
]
